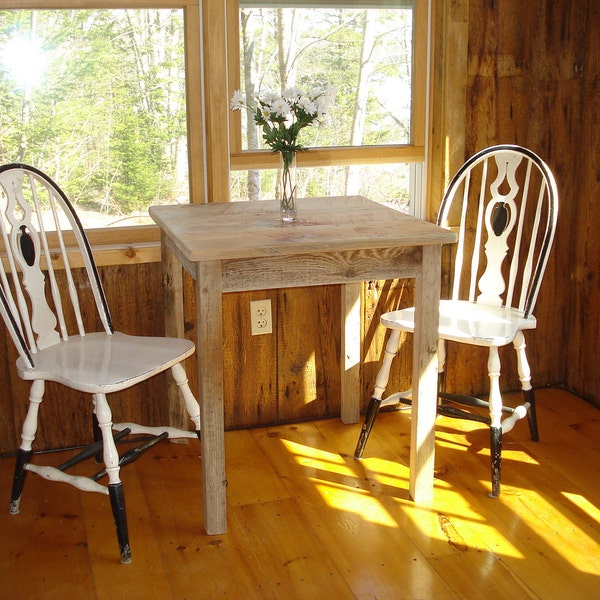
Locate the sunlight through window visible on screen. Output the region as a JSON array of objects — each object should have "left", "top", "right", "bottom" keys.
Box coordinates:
[
  {"left": 315, "top": 481, "right": 398, "bottom": 528},
  {"left": 1, "top": 36, "right": 46, "bottom": 89},
  {"left": 280, "top": 438, "right": 399, "bottom": 527}
]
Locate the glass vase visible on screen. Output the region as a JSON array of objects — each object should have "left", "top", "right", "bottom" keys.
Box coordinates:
[{"left": 278, "top": 150, "right": 297, "bottom": 222}]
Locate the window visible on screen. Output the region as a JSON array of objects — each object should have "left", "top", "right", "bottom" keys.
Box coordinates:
[
  {"left": 228, "top": 0, "right": 427, "bottom": 215},
  {"left": 0, "top": 0, "right": 428, "bottom": 254},
  {"left": 0, "top": 3, "right": 201, "bottom": 232}
]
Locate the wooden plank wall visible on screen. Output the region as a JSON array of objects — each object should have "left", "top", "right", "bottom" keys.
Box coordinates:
[
  {"left": 448, "top": 0, "right": 598, "bottom": 407},
  {"left": 564, "top": 1, "right": 600, "bottom": 404},
  {"left": 430, "top": 0, "right": 584, "bottom": 400},
  {"left": 1, "top": 0, "right": 598, "bottom": 455}
]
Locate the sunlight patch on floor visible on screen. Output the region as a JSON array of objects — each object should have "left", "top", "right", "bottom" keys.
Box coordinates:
[
  {"left": 557, "top": 491, "right": 600, "bottom": 573},
  {"left": 280, "top": 438, "right": 356, "bottom": 477},
  {"left": 499, "top": 444, "right": 541, "bottom": 465},
  {"left": 358, "top": 456, "right": 409, "bottom": 490},
  {"left": 561, "top": 491, "right": 600, "bottom": 525},
  {"left": 280, "top": 439, "right": 399, "bottom": 527},
  {"left": 313, "top": 480, "right": 398, "bottom": 527}
]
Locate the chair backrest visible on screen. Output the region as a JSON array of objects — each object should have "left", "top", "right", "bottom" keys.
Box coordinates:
[
  {"left": 437, "top": 145, "right": 558, "bottom": 318},
  {"left": 0, "top": 164, "right": 113, "bottom": 369}
]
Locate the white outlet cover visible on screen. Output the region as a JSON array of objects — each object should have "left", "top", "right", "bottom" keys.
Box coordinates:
[{"left": 250, "top": 299, "right": 273, "bottom": 335}]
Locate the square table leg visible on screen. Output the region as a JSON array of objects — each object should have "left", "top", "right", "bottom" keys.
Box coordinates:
[
  {"left": 409, "top": 244, "right": 442, "bottom": 503},
  {"left": 161, "top": 235, "right": 189, "bottom": 430},
  {"left": 195, "top": 261, "right": 227, "bottom": 535},
  {"left": 341, "top": 282, "right": 362, "bottom": 424}
]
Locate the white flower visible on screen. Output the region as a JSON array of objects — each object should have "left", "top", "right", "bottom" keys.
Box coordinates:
[
  {"left": 230, "top": 89, "right": 245, "bottom": 111},
  {"left": 229, "top": 83, "right": 335, "bottom": 153},
  {"left": 297, "top": 97, "right": 317, "bottom": 115},
  {"left": 261, "top": 90, "right": 279, "bottom": 105},
  {"left": 270, "top": 98, "right": 292, "bottom": 118},
  {"left": 282, "top": 86, "right": 302, "bottom": 101}
]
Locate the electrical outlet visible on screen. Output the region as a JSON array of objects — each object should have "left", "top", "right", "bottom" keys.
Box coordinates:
[{"left": 250, "top": 299, "right": 273, "bottom": 335}]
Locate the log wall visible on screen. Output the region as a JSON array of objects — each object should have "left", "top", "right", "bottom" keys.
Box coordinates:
[{"left": 1, "top": 0, "right": 598, "bottom": 454}]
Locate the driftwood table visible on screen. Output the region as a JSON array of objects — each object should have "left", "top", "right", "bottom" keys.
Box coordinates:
[{"left": 150, "top": 196, "right": 457, "bottom": 535}]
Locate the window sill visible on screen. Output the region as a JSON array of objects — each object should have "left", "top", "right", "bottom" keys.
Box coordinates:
[{"left": 1, "top": 224, "right": 161, "bottom": 272}]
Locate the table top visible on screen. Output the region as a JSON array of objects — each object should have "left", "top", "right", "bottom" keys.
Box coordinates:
[{"left": 149, "top": 196, "right": 457, "bottom": 263}]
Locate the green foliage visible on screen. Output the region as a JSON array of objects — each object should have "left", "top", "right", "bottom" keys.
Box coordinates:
[
  {"left": 0, "top": 8, "right": 186, "bottom": 219},
  {"left": 239, "top": 7, "right": 412, "bottom": 151},
  {"left": 0, "top": 6, "right": 416, "bottom": 218}
]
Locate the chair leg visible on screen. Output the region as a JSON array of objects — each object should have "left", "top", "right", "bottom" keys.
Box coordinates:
[
  {"left": 524, "top": 388, "right": 539, "bottom": 442},
  {"left": 354, "top": 329, "right": 401, "bottom": 459},
  {"left": 171, "top": 362, "right": 201, "bottom": 438},
  {"left": 10, "top": 448, "right": 33, "bottom": 514},
  {"left": 10, "top": 380, "right": 44, "bottom": 514},
  {"left": 94, "top": 393, "right": 131, "bottom": 564},
  {"left": 354, "top": 397, "right": 383, "bottom": 459},
  {"left": 489, "top": 426, "right": 502, "bottom": 498},
  {"left": 487, "top": 347, "right": 503, "bottom": 498},
  {"left": 109, "top": 482, "right": 131, "bottom": 564},
  {"left": 513, "top": 331, "right": 539, "bottom": 442}
]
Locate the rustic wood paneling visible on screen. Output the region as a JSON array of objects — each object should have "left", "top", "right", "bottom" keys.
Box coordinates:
[
  {"left": 565, "top": 0, "right": 600, "bottom": 405},
  {"left": 2, "top": 0, "right": 599, "bottom": 455},
  {"left": 435, "top": 0, "right": 586, "bottom": 399},
  {"left": 222, "top": 289, "right": 280, "bottom": 428}
]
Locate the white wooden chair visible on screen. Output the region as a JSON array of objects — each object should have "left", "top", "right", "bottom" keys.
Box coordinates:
[
  {"left": 354, "top": 145, "right": 559, "bottom": 498},
  {"left": 0, "top": 163, "right": 201, "bottom": 564}
]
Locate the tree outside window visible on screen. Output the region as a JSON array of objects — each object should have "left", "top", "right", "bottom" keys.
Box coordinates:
[
  {"left": 0, "top": 9, "right": 188, "bottom": 228},
  {"left": 231, "top": 2, "right": 417, "bottom": 213}
]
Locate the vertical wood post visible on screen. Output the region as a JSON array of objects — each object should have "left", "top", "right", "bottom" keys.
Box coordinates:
[
  {"left": 341, "top": 282, "right": 362, "bottom": 424},
  {"left": 161, "top": 234, "right": 188, "bottom": 433},
  {"left": 409, "top": 244, "right": 441, "bottom": 503},
  {"left": 196, "top": 260, "right": 227, "bottom": 534}
]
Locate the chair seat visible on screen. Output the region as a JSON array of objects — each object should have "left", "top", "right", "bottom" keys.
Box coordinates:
[
  {"left": 381, "top": 300, "right": 537, "bottom": 347},
  {"left": 16, "top": 332, "right": 195, "bottom": 394}
]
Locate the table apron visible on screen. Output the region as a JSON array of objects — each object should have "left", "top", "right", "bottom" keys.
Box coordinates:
[{"left": 217, "top": 246, "right": 423, "bottom": 292}]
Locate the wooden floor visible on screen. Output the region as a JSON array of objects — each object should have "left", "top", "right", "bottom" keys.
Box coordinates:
[{"left": 1, "top": 387, "right": 599, "bottom": 599}]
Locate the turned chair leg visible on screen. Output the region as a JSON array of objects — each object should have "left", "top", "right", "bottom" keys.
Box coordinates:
[
  {"left": 109, "top": 482, "right": 130, "bottom": 564},
  {"left": 10, "top": 380, "right": 44, "bottom": 515},
  {"left": 354, "top": 329, "right": 401, "bottom": 459},
  {"left": 171, "top": 362, "right": 201, "bottom": 439},
  {"left": 490, "top": 426, "right": 502, "bottom": 498},
  {"left": 524, "top": 388, "right": 539, "bottom": 442},
  {"left": 94, "top": 393, "right": 131, "bottom": 564},
  {"left": 487, "top": 347, "right": 503, "bottom": 498},
  {"left": 513, "top": 331, "right": 539, "bottom": 442},
  {"left": 10, "top": 449, "right": 32, "bottom": 514},
  {"left": 354, "top": 397, "right": 382, "bottom": 459}
]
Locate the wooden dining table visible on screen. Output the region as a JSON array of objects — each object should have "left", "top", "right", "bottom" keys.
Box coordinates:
[{"left": 150, "top": 195, "right": 457, "bottom": 535}]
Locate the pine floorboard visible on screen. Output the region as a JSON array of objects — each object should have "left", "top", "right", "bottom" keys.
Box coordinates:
[{"left": 0, "top": 387, "right": 599, "bottom": 599}]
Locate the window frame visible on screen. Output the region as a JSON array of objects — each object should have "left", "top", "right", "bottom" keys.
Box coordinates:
[
  {"left": 1, "top": 0, "right": 431, "bottom": 265},
  {"left": 0, "top": 0, "right": 204, "bottom": 265},
  {"left": 227, "top": 0, "right": 428, "bottom": 172}
]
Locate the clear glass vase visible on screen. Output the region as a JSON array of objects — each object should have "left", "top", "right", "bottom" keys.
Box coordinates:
[{"left": 278, "top": 150, "right": 297, "bottom": 222}]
